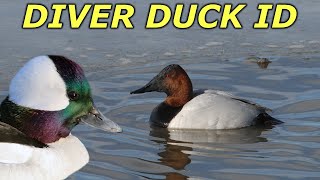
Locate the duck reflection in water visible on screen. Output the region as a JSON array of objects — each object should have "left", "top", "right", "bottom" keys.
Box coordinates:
[
  {"left": 149, "top": 125, "right": 270, "bottom": 180},
  {"left": 150, "top": 126, "right": 191, "bottom": 180}
]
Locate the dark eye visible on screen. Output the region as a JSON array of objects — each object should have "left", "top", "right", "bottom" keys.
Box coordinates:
[{"left": 67, "top": 91, "right": 79, "bottom": 101}]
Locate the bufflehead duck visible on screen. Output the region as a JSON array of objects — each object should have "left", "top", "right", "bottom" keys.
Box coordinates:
[
  {"left": 0, "top": 55, "right": 122, "bottom": 179},
  {"left": 130, "top": 64, "right": 282, "bottom": 129}
]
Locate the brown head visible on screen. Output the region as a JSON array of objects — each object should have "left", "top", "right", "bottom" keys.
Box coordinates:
[{"left": 130, "top": 64, "right": 193, "bottom": 107}]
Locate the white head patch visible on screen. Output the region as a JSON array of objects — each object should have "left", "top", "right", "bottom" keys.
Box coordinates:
[{"left": 9, "top": 56, "right": 69, "bottom": 111}]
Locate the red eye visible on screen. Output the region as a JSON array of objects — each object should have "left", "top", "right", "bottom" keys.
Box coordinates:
[{"left": 67, "top": 91, "right": 79, "bottom": 101}]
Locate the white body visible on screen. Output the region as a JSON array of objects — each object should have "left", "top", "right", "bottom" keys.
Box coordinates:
[
  {"left": 168, "top": 90, "right": 268, "bottom": 129},
  {"left": 0, "top": 134, "right": 89, "bottom": 180}
]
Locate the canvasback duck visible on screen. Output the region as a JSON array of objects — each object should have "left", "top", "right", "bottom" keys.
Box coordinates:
[
  {"left": 130, "top": 64, "right": 282, "bottom": 129},
  {"left": 0, "top": 55, "right": 122, "bottom": 179}
]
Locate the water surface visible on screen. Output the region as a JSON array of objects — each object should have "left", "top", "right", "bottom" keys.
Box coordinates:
[{"left": 0, "top": 0, "right": 320, "bottom": 179}]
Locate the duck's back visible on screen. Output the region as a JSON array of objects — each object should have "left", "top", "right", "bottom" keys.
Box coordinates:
[
  {"left": 0, "top": 134, "right": 89, "bottom": 180},
  {"left": 168, "top": 90, "right": 268, "bottom": 129}
]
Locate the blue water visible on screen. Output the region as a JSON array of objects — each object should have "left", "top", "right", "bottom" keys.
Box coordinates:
[{"left": 1, "top": 0, "right": 320, "bottom": 179}]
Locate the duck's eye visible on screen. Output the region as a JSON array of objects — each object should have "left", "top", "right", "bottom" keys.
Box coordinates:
[{"left": 67, "top": 91, "right": 79, "bottom": 101}]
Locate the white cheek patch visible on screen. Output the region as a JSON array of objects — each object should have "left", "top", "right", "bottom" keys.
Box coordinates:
[{"left": 9, "top": 56, "right": 69, "bottom": 111}]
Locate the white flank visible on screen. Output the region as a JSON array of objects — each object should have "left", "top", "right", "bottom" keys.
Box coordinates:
[
  {"left": 0, "top": 134, "right": 89, "bottom": 180},
  {"left": 9, "top": 56, "right": 69, "bottom": 111},
  {"left": 168, "top": 90, "right": 262, "bottom": 129}
]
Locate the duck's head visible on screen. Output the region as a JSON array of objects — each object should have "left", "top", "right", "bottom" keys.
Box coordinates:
[
  {"left": 0, "top": 55, "right": 122, "bottom": 144},
  {"left": 130, "top": 64, "right": 193, "bottom": 107}
]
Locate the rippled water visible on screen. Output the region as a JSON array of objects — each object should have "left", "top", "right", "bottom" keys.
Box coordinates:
[{"left": 1, "top": 0, "right": 320, "bottom": 179}]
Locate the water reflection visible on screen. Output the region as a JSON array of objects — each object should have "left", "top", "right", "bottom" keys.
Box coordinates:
[
  {"left": 149, "top": 128, "right": 190, "bottom": 166},
  {"left": 149, "top": 126, "right": 269, "bottom": 179},
  {"left": 150, "top": 127, "right": 191, "bottom": 180},
  {"left": 168, "top": 127, "right": 268, "bottom": 144},
  {"left": 165, "top": 173, "right": 189, "bottom": 180}
]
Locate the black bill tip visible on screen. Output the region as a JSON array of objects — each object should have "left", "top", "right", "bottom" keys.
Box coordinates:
[{"left": 130, "top": 88, "right": 145, "bottom": 94}]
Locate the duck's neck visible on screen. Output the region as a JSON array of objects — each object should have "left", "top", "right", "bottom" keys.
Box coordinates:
[
  {"left": 164, "top": 76, "right": 193, "bottom": 107},
  {"left": 0, "top": 97, "right": 70, "bottom": 144}
]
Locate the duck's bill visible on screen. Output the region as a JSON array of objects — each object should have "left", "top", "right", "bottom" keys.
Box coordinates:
[
  {"left": 130, "top": 85, "right": 151, "bottom": 94},
  {"left": 130, "top": 76, "right": 160, "bottom": 94},
  {"left": 81, "top": 107, "right": 122, "bottom": 133}
]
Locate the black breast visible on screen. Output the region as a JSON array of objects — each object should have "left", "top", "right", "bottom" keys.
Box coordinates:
[
  {"left": 150, "top": 102, "right": 183, "bottom": 128},
  {"left": 0, "top": 122, "right": 47, "bottom": 148}
]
